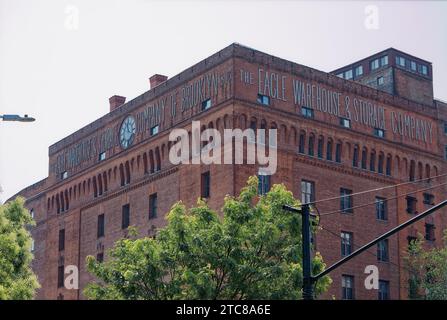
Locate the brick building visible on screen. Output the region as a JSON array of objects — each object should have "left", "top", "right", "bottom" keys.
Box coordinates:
[{"left": 10, "top": 43, "right": 447, "bottom": 300}]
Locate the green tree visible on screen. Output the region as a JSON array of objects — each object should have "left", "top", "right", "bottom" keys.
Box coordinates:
[
  {"left": 0, "top": 197, "right": 40, "bottom": 299},
  {"left": 405, "top": 231, "right": 447, "bottom": 300},
  {"left": 85, "top": 176, "right": 331, "bottom": 300}
]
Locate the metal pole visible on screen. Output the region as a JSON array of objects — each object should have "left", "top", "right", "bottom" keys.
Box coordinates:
[{"left": 301, "top": 203, "right": 314, "bottom": 300}]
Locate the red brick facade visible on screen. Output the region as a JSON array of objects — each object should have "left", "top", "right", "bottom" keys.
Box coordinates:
[{"left": 11, "top": 43, "right": 447, "bottom": 300}]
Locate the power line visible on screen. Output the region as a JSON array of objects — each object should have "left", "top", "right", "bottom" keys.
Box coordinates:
[
  {"left": 318, "top": 181, "right": 447, "bottom": 217},
  {"left": 318, "top": 224, "right": 412, "bottom": 274},
  {"left": 303, "top": 172, "right": 447, "bottom": 206}
]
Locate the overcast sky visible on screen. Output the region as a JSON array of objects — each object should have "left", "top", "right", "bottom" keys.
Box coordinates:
[{"left": 1, "top": 0, "right": 446, "bottom": 202}]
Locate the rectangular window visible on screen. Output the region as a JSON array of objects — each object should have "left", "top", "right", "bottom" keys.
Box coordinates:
[
  {"left": 377, "top": 239, "right": 389, "bottom": 262},
  {"left": 410, "top": 61, "right": 417, "bottom": 72},
  {"left": 378, "top": 280, "right": 390, "bottom": 300},
  {"left": 444, "top": 122, "right": 447, "bottom": 135},
  {"left": 122, "top": 204, "right": 130, "bottom": 229},
  {"left": 355, "top": 65, "right": 363, "bottom": 77},
  {"left": 423, "top": 193, "right": 434, "bottom": 205},
  {"left": 396, "top": 56, "right": 406, "bottom": 67},
  {"left": 376, "top": 197, "right": 387, "bottom": 221},
  {"left": 406, "top": 196, "right": 417, "bottom": 214},
  {"left": 344, "top": 69, "right": 353, "bottom": 80},
  {"left": 335, "top": 143, "right": 342, "bottom": 163},
  {"left": 98, "top": 152, "right": 106, "bottom": 162},
  {"left": 425, "top": 223, "right": 435, "bottom": 241},
  {"left": 149, "top": 193, "right": 158, "bottom": 219},
  {"left": 257, "top": 94, "right": 270, "bottom": 106},
  {"left": 31, "top": 239, "right": 35, "bottom": 252},
  {"left": 150, "top": 125, "right": 159, "bottom": 136},
  {"left": 201, "top": 98, "right": 211, "bottom": 111},
  {"left": 58, "top": 229, "right": 65, "bottom": 252},
  {"left": 57, "top": 265, "right": 64, "bottom": 288},
  {"left": 380, "top": 55, "right": 388, "bottom": 66},
  {"left": 340, "top": 117, "right": 351, "bottom": 128},
  {"left": 301, "top": 180, "right": 315, "bottom": 204},
  {"left": 340, "top": 188, "right": 353, "bottom": 213},
  {"left": 407, "top": 236, "right": 417, "bottom": 249},
  {"left": 97, "top": 214, "right": 105, "bottom": 238},
  {"left": 258, "top": 173, "right": 271, "bottom": 196},
  {"left": 370, "top": 59, "right": 379, "bottom": 70},
  {"left": 30, "top": 209, "right": 34, "bottom": 219},
  {"left": 421, "top": 65, "right": 428, "bottom": 75},
  {"left": 342, "top": 275, "right": 354, "bottom": 300},
  {"left": 374, "top": 128, "right": 385, "bottom": 138},
  {"left": 341, "top": 231, "right": 353, "bottom": 256},
  {"left": 96, "top": 252, "right": 104, "bottom": 263},
  {"left": 301, "top": 106, "right": 314, "bottom": 119},
  {"left": 201, "top": 171, "right": 210, "bottom": 198},
  {"left": 377, "top": 76, "right": 384, "bottom": 86},
  {"left": 61, "top": 171, "right": 68, "bottom": 180}
]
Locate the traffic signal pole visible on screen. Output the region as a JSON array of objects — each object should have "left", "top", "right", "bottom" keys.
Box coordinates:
[
  {"left": 283, "top": 198, "right": 447, "bottom": 300},
  {"left": 301, "top": 203, "right": 313, "bottom": 300}
]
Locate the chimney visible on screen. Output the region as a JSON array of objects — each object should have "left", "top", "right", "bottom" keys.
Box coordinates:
[
  {"left": 149, "top": 74, "right": 168, "bottom": 89},
  {"left": 109, "top": 95, "right": 126, "bottom": 112}
]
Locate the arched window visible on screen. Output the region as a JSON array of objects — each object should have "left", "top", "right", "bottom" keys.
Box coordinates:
[
  {"left": 308, "top": 134, "right": 315, "bottom": 157},
  {"left": 335, "top": 142, "right": 342, "bottom": 163},
  {"left": 326, "top": 139, "right": 333, "bottom": 161},
  {"left": 155, "top": 147, "right": 161, "bottom": 171},
  {"left": 143, "top": 153, "right": 148, "bottom": 174},
  {"left": 125, "top": 161, "right": 131, "bottom": 185},
  {"left": 370, "top": 151, "right": 376, "bottom": 172},
  {"left": 149, "top": 150, "right": 155, "bottom": 174},
  {"left": 93, "top": 176, "right": 98, "bottom": 198},
  {"left": 64, "top": 190, "right": 69, "bottom": 211},
  {"left": 299, "top": 131, "right": 306, "bottom": 154},
  {"left": 409, "top": 160, "right": 416, "bottom": 181},
  {"left": 361, "top": 148, "right": 367, "bottom": 169},
  {"left": 99, "top": 174, "right": 104, "bottom": 196},
  {"left": 418, "top": 162, "right": 423, "bottom": 180},
  {"left": 56, "top": 194, "right": 60, "bottom": 214},
  {"left": 353, "top": 145, "right": 359, "bottom": 167},
  {"left": 103, "top": 172, "right": 108, "bottom": 192},
  {"left": 378, "top": 153, "right": 384, "bottom": 174},
  {"left": 386, "top": 154, "right": 392, "bottom": 176},
  {"left": 60, "top": 191, "right": 65, "bottom": 212},
  {"left": 317, "top": 136, "right": 324, "bottom": 159},
  {"left": 119, "top": 164, "right": 125, "bottom": 187}
]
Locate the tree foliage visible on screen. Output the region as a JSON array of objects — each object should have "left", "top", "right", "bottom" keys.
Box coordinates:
[
  {"left": 405, "top": 231, "right": 447, "bottom": 300},
  {"left": 0, "top": 197, "right": 39, "bottom": 299},
  {"left": 85, "top": 176, "right": 331, "bottom": 300}
]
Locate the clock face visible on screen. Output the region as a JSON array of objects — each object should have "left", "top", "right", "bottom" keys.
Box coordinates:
[{"left": 119, "top": 115, "right": 136, "bottom": 149}]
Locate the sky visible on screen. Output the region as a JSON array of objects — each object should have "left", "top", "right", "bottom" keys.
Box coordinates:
[{"left": 0, "top": 0, "right": 446, "bottom": 202}]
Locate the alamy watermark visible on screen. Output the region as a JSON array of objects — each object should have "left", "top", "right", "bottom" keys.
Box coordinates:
[{"left": 168, "top": 121, "right": 277, "bottom": 175}]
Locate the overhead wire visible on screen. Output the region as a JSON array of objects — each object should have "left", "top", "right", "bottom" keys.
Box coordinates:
[{"left": 303, "top": 172, "right": 447, "bottom": 207}]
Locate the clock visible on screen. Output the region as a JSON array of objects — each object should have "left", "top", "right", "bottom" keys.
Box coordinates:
[{"left": 119, "top": 115, "right": 136, "bottom": 149}]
